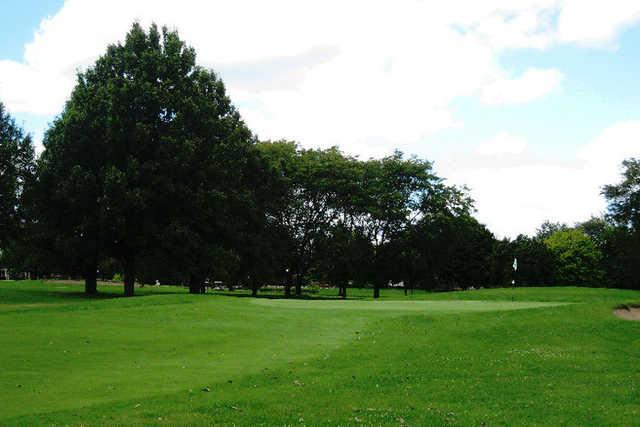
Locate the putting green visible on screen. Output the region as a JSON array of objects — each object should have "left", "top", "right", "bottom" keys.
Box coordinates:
[{"left": 251, "top": 298, "right": 570, "bottom": 312}]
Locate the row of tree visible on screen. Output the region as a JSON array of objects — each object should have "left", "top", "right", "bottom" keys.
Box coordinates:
[{"left": 1, "top": 23, "right": 639, "bottom": 295}]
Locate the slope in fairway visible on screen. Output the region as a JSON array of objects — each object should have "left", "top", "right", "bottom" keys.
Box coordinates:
[
  {"left": 0, "top": 282, "right": 377, "bottom": 421},
  {"left": 1, "top": 281, "right": 639, "bottom": 425}
]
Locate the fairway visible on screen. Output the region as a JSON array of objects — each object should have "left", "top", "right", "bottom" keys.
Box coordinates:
[
  {"left": 252, "top": 298, "right": 569, "bottom": 312},
  {"left": 1, "top": 281, "right": 640, "bottom": 425}
]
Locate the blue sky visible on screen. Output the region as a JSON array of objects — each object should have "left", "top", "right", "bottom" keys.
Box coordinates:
[
  {"left": 0, "top": 1, "right": 63, "bottom": 61},
  {"left": 427, "top": 24, "right": 640, "bottom": 160},
  {"left": 0, "top": 0, "right": 63, "bottom": 143},
  {"left": 1, "top": 0, "right": 639, "bottom": 237}
]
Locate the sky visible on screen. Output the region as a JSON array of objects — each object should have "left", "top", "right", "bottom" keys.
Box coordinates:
[{"left": 1, "top": 0, "right": 639, "bottom": 238}]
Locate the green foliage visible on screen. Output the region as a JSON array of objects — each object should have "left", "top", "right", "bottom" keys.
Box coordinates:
[
  {"left": 0, "top": 103, "right": 35, "bottom": 252},
  {"left": 544, "top": 228, "right": 604, "bottom": 286},
  {"left": 407, "top": 213, "right": 494, "bottom": 289},
  {"left": 503, "top": 234, "right": 556, "bottom": 286},
  {"left": 603, "top": 158, "right": 640, "bottom": 231},
  {"left": 257, "top": 143, "right": 476, "bottom": 296},
  {"left": 257, "top": 141, "right": 359, "bottom": 291},
  {"left": 36, "top": 23, "right": 261, "bottom": 295},
  {"left": 590, "top": 220, "right": 640, "bottom": 289}
]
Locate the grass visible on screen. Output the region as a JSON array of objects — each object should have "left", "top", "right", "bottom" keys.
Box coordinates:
[{"left": 1, "top": 281, "right": 639, "bottom": 425}]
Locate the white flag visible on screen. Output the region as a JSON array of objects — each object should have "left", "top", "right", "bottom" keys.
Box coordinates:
[{"left": 513, "top": 258, "right": 518, "bottom": 271}]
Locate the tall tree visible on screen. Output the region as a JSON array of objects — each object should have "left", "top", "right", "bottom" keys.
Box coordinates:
[
  {"left": 38, "top": 23, "right": 256, "bottom": 295},
  {"left": 351, "top": 152, "right": 471, "bottom": 297},
  {"left": 600, "top": 159, "right": 640, "bottom": 289},
  {"left": 603, "top": 158, "right": 640, "bottom": 231},
  {"left": 0, "top": 102, "right": 36, "bottom": 275},
  {"left": 257, "top": 142, "right": 354, "bottom": 296}
]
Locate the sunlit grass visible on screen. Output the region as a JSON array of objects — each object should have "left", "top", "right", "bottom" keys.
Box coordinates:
[{"left": 1, "top": 281, "right": 639, "bottom": 425}]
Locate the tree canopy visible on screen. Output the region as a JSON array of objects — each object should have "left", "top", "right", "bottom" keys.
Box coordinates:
[
  {"left": 36, "top": 23, "right": 260, "bottom": 295},
  {"left": 0, "top": 103, "right": 35, "bottom": 267}
]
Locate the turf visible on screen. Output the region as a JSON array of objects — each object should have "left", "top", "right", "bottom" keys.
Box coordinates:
[{"left": 1, "top": 281, "right": 639, "bottom": 425}]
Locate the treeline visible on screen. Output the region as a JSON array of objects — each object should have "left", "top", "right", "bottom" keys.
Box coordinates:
[
  {"left": 493, "top": 215, "right": 640, "bottom": 289},
  {"left": 1, "top": 23, "right": 639, "bottom": 295}
]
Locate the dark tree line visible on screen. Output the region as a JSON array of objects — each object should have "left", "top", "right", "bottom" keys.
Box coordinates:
[{"left": 1, "top": 23, "right": 640, "bottom": 295}]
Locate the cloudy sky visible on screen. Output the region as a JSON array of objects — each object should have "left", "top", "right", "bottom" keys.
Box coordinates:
[{"left": 1, "top": 0, "right": 639, "bottom": 237}]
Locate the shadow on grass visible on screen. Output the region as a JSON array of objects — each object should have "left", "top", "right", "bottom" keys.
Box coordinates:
[
  {"left": 210, "top": 290, "right": 367, "bottom": 301},
  {"left": 0, "top": 280, "right": 186, "bottom": 305}
]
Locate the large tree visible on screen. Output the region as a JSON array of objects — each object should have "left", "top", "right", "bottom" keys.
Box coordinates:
[
  {"left": 256, "top": 142, "right": 356, "bottom": 296},
  {"left": 346, "top": 152, "right": 471, "bottom": 297},
  {"left": 603, "top": 158, "right": 640, "bottom": 231},
  {"left": 600, "top": 159, "right": 640, "bottom": 289},
  {"left": 38, "top": 23, "right": 257, "bottom": 295},
  {"left": 0, "top": 102, "right": 36, "bottom": 273}
]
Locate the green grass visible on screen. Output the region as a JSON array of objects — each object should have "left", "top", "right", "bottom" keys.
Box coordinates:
[{"left": 1, "top": 281, "right": 639, "bottom": 425}]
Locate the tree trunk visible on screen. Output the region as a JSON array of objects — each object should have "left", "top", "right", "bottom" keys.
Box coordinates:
[
  {"left": 123, "top": 257, "right": 135, "bottom": 297},
  {"left": 341, "top": 284, "right": 347, "bottom": 299},
  {"left": 295, "top": 274, "right": 302, "bottom": 297},
  {"left": 285, "top": 271, "right": 292, "bottom": 297},
  {"left": 373, "top": 282, "right": 380, "bottom": 299},
  {"left": 84, "top": 265, "right": 97, "bottom": 295},
  {"left": 251, "top": 275, "right": 259, "bottom": 297},
  {"left": 189, "top": 274, "right": 201, "bottom": 294}
]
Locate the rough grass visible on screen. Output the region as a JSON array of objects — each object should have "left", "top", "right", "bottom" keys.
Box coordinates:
[{"left": 1, "top": 281, "right": 639, "bottom": 425}]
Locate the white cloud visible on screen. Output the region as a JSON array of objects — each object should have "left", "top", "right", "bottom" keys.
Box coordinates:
[
  {"left": 1, "top": 1, "right": 637, "bottom": 120},
  {"left": 443, "top": 121, "right": 640, "bottom": 238},
  {"left": 0, "top": 59, "right": 73, "bottom": 115},
  {"left": 0, "top": 0, "right": 628, "bottom": 143},
  {"left": 480, "top": 68, "right": 563, "bottom": 105},
  {"left": 447, "top": 163, "right": 599, "bottom": 238},
  {"left": 577, "top": 120, "right": 640, "bottom": 184},
  {"left": 557, "top": 0, "right": 640, "bottom": 47},
  {"left": 476, "top": 131, "right": 529, "bottom": 156}
]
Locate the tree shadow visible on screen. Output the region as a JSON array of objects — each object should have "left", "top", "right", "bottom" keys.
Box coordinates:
[
  {"left": 210, "top": 291, "right": 367, "bottom": 301},
  {"left": 0, "top": 281, "right": 185, "bottom": 305}
]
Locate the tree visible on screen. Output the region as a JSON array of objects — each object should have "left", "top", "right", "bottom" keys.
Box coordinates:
[
  {"left": 38, "top": 23, "right": 257, "bottom": 295},
  {"left": 599, "top": 226, "right": 640, "bottom": 289},
  {"left": 0, "top": 102, "right": 36, "bottom": 275},
  {"left": 536, "top": 221, "right": 568, "bottom": 239},
  {"left": 406, "top": 211, "right": 491, "bottom": 290},
  {"left": 348, "top": 152, "right": 471, "bottom": 297},
  {"left": 316, "top": 223, "right": 369, "bottom": 298},
  {"left": 603, "top": 158, "right": 640, "bottom": 231},
  {"left": 544, "top": 229, "right": 604, "bottom": 286},
  {"left": 509, "top": 235, "right": 556, "bottom": 286},
  {"left": 599, "top": 159, "right": 640, "bottom": 289},
  {"left": 256, "top": 142, "right": 356, "bottom": 296}
]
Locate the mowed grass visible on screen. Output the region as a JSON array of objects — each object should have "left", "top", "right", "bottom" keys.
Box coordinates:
[{"left": 1, "top": 281, "right": 639, "bottom": 425}]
